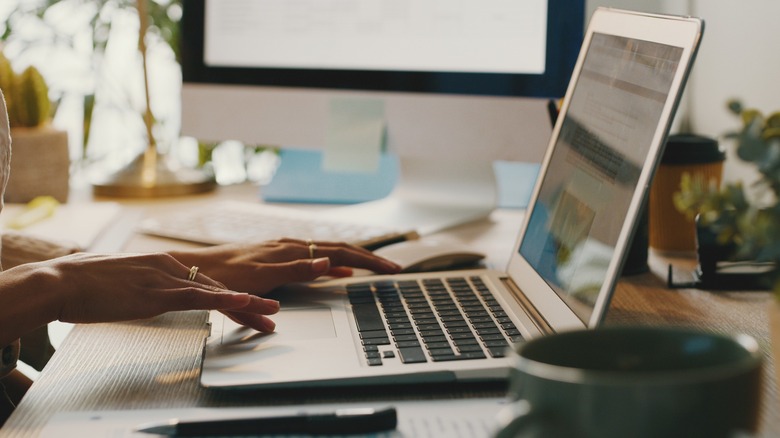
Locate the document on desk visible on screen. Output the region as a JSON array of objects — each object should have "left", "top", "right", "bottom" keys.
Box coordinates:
[
  {"left": 41, "top": 398, "right": 506, "bottom": 438},
  {"left": 0, "top": 201, "right": 122, "bottom": 250}
]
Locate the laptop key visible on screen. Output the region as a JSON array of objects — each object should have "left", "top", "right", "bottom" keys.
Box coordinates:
[
  {"left": 390, "top": 328, "right": 416, "bottom": 336},
  {"left": 349, "top": 296, "right": 377, "bottom": 304},
  {"left": 431, "top": 354, "right": 459, "bottom": 362},
  {"left": 431, "top": 351, "right": 487, "bottom": 362},
  {"left": 362, "top": 338, "right": 391, "bottom": 346},
  {"left": 422, "top": 335, "right": 448, "bottom": 344},
  {"left": 398, "top": 347, "right": 427, "bottom": 364},
  {"left": 352, "top": 303, "right": 386, "bottom": 332},
  {"left": 388, "top": 322, "right": 413, "bottom": 330},
  {"left": 443, "top": 320, "right": 469, "bottom": 328},
  {"left": 416, "top": 322, "right": 443, "bottom": 331},
  {"left": 367, "top": 358, "right": 383, "bottom": 366},
  {"left": 484, "top": 340, "right": 510, "bottom": 348},
  {"left": 473, "top": 322, "right": 499, "bottom": 330},
  {"left": 453, "top": 337, "right": 480, "bottom": 346},
  {"left": 488, "top": 348, "right": 507, "bottom": 358},
  {"left": 458, "top": 351, "right": 487, "bottom": 360},
  {"left": 476, "top": 328, "right": 502, "bottom": 336},
  {"left": 412, "top": 316, "right": 438, "bottom": 325},
  {"left": 449, "top": 332, "right": 478, "bottom": 341},
  {"left": 396, "top": 340, "right": 422, "bottom": 348},
  {"left": 456, "top": 344, "right": 484, "bottom": 353},
  {"left": 447, "top": 327, "right": 473, "bottom": 334},
  {"left": 360, "top": 330, "right": 390, "bottom": 339},
  {"left": 386, "top": 316, "right": 411, "bottom": 325},
  {"left": 424, "top": 341, "right": 451, "bottom": 350},
  {"left": 428, "top": 347, "right": 455, "bottom": 357}
]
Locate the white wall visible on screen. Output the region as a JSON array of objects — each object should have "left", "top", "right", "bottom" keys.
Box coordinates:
[
  {"left": 687, "top": 1, "right": 780, "bottom": 184},
  {"left": 586, "top": 0, "right": 780, "bottom": 184},
  {"left": 687, "top": 1, "right": 780, "bottom": 136}
]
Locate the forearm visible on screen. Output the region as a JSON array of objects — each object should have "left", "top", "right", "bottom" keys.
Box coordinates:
[{"left": 0, "top": 263, "right": 62, "bottom": 347}]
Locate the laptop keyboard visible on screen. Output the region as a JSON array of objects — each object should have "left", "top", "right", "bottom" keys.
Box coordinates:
[{"left": 347, "top": 276, "right": 523, "bottom": 366}]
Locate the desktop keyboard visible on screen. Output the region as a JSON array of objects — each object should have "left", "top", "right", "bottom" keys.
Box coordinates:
[
  {"left": 138, "top": 200, "right": 416, "bottom": 249},
  {"left": 348, "top": 276, "right": 523, "bottom": 366}
]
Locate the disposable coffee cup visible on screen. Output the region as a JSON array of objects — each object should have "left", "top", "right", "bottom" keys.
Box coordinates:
[
  {"left": 649, "top": 134, "right": 725, "bottom": 254},
  {"left": 494, "top": 326, "right": 762, "bottom": 438}
]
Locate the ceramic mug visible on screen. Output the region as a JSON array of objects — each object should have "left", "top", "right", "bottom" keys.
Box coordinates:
[{"left": 494, "top": 326, "right": 763, "bottom": 438}]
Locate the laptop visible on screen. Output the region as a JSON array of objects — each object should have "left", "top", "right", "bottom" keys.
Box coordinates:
[{"left": 200, "top": 8, "right": 704, "bottom": 389}]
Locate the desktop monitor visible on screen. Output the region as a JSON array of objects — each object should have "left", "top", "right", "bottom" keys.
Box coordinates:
[{"left": 179, "top": 0, "right": 584, "bottom": 233}]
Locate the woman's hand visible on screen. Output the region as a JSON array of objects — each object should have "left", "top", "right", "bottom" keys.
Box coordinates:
[
  {"left": 0, "top": 252, "right": 280, "bottom": 347},
  {"left": 168, "top": 238, "right": 402, "bottom": 294}
]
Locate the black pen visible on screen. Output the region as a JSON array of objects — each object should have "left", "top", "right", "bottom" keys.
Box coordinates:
[{"left": 134, "top": 407, "right": 397, "bottom": 436}]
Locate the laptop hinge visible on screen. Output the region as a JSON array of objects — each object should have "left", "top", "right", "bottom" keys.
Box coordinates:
[{"left": 501, "top": 277, "right": 555, "bottom": 336}]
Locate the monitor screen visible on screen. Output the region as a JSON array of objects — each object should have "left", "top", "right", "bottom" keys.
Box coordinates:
[{"left": 182, "top": 0, "right": 583, "bottom": 99}]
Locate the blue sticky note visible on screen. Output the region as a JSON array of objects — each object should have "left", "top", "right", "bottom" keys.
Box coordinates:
[{"left": 261, "top": 149, "right": 398, "bottom": 204}]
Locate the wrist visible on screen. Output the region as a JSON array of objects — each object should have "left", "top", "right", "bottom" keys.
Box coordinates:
[{"left": 0, "top": 262, "right": 65, "bottom": 345}]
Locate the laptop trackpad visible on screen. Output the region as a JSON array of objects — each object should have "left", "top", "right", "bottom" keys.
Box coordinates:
[
  {"left": 272, "top": 307, "right": 337, "bottom": 340},
  {"left": 221, "top": 307, "right": 337, "bottom": 344}
]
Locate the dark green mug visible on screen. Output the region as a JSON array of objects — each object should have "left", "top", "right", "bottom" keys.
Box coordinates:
[{"left": 494, "top": 327, "right": 763, "bottom": 438}]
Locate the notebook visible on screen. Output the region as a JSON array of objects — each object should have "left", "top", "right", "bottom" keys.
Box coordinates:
[{"left": 200, "top": 8, "right": 704, "bottom": 390}]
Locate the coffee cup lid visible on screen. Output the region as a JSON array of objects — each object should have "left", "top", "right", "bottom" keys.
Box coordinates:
[{"left": 662, "top": 133, "right": 725, "bottom": 165}]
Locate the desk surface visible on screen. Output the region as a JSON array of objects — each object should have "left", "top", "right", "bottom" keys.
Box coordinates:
[{"left": 2, "top": 183, "right": 778, "bottom": 437}]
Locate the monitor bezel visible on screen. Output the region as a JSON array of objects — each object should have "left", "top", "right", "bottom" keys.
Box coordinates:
[{"left": 180, "top": 0, "right": 584, "bottom": 99}]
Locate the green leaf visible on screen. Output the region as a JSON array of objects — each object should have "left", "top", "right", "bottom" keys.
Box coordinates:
[
  {"left": 766, "top": 112, "right": 780, "bottom": 129},
  {"left": 727, "top": 99, "right": 743, "bottom": 115},
  {"left": 736, "top": 135, "right": 765, "bottom": 162}
]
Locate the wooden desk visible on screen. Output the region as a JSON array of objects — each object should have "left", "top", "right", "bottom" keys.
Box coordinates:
[{"left": 2, "top": 184, "right": 777, "bottom": 437}]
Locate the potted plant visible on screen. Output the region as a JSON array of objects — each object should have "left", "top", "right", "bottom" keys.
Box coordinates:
[
  {"left": 0, "top": 50, "right": 69, "bottom": 203},
  {"left": 674, "top": 99, "right": 780, "bottom": 383}
]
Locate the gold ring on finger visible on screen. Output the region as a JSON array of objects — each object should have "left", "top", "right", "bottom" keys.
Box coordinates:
[{"left": 188, "top": 265, "right": 199, "bottom": 281}]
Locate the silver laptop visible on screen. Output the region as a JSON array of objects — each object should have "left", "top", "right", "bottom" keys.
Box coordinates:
[{"left": 200, "top": 8, "right": 703, "bottom": 389}]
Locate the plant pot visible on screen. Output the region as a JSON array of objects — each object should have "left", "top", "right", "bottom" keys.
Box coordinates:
[{"left": 6, "top": 125, "right": 70, "bottom": 203}]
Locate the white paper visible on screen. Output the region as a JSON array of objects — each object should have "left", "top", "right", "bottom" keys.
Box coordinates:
[{"left": 0, "top": 202, "right": 122, "bottom": 250}]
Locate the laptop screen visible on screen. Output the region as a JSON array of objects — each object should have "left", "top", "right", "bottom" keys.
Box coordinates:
[{"left": 519, "top": 33, "right": 683, "bottom": 323}]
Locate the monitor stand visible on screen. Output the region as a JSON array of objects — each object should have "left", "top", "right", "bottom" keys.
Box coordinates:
[{"left": 320, "top": 155, "right": 497, "bottom": 235}]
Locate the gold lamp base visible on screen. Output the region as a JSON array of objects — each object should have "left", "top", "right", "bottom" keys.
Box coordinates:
[{"left": 92, "top": 149, "right": 216, "bottom": 198}]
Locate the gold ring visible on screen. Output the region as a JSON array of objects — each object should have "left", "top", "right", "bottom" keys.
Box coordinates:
[
  {"left": 308, "top": 243, "right": 317, "bottom": 259},
  {"left": 188, "top": 266, "right": 199, "bottom": 281}
]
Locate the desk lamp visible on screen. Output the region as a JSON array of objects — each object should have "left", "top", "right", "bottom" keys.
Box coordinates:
[{"left": 92, "top": 0, "right": 215, "bottom": 197}]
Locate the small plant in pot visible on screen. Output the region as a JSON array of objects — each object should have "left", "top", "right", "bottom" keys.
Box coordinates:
[
  {"left": 674, "top": 100, "right": 780, "bottom": 385},
  {"left": 675, "top": 100, "right": 780, "bottom": 290},
  {"left": 0, "top": 50, "right": 69, "bottom": 203}
]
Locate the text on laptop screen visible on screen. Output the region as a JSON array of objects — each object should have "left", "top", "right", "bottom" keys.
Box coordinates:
[{"left": 519, "top": 33, "right": 683, "bottom": 323}]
